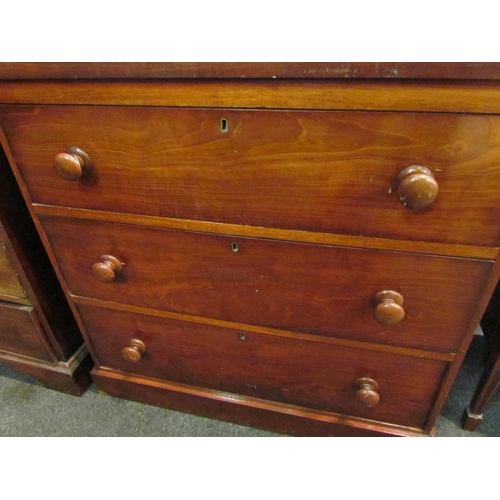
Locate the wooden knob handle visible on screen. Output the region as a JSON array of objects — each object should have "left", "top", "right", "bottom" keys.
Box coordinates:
[
  {"left": 373, "top": 290, "right": 405, "bottom": 325},
  {"left": 92, "top": 255, "right": 123, "bottom": 283},
  {"left": 122, "top": 339, "right": 146, "bottom": 362},
  {"left": 54, "top": 147, "right": 92, "bottom": 181},
  {"left": 355, "top": 377, "right": 380, "bottom": 407},
  {"left": 396, "top": 165, "right": 438, "bottom": 210}
]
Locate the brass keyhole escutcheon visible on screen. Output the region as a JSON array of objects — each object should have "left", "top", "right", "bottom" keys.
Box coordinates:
[
  {"left": 231, "top": 242, "right": 239, "bottom": 252},
  {"left": 220, "top": 118, "right": 229, "bottom": 133}
]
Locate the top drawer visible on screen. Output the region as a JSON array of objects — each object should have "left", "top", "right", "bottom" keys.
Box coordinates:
[{"left": 3, "top": 105, "right": 500, "bottom": 247}]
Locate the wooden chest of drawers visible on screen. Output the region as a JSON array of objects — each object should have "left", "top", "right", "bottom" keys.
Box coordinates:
[{"left": 2, "top": 62, "right": 500, "bottom": 435}]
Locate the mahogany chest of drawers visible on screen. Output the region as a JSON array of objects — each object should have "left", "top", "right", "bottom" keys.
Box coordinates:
[{"left": 1, "top": 62, "right": 500, "bottom": 436}]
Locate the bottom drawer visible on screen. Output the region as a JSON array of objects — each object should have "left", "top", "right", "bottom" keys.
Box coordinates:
[
  {"left": 0, "top": 301, "right": 53, "bottom": 361},
  {"left": 78, "top": 303, "right": 448, "bottom": 429}
]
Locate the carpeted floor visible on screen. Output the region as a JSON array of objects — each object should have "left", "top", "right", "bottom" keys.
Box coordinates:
[{"left": 0, "top": 333, "right": 498, "bottom": 437}]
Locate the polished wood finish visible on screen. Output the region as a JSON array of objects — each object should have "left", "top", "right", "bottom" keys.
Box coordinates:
[
  {"left": 396, "top": 166, "right": 439, "bottom": 210},
  {"left": 2, "top": 62, "right": 500, "bottom": 80},
  {"left": 372, "top": 290, "right": 405, "bottom": 326},
  {"left": 92, "top": 368, "right": 429, "bottom": 437},
  {"left": 0, "top": 344, "right": 93, "bottom": 397},
  {"left": 78, "top": 303, "right": 447, "bottom": 429},
  {"left": 72, "top": 296, "right": 456, "bottom": 363},
  {"left": 3, "top": 107, "right": 500, "bottom": 246},
  {"left": 4, "top": 106, "right": 500, "bottom": 247},
  {"left": 54, "top": 147, "right": 92, "bottom": 182},
  {"left": 0, "top": 301, "right": 53, "bottom": 361},
  {"left": 33, "top": 205, "right": 499, "bottom": 260},
  {"left": 122, "top": 338, "right": 146, "bottom": 362},
  {"left": 5, "top": 81, "right": 500, "bottom": 115},
  {"left": 0, "top": 139, "right": 92, "bottom": 394},
  {"left": 2, "top": 63, "right": 500, "bottom": 436},
  {"left": 40, "top": 215, "right": 492, "bottom": 354},
  {"left": 355, "top": 378, "right": 380, "bottom": 407},
  {"left": 92, "top": 255, "right": 123, "bottom": 283},
  {"left": 0, "top": 241, "right": 27, "bottom": 302}
]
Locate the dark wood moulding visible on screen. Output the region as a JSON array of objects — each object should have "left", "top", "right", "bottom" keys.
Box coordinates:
[{"left": 1, "top": 62, "right": 500, "bottom": 80}]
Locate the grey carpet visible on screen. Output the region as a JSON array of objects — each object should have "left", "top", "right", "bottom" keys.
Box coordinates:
[{"left": 0, "top": 334, "right": 497, "bottom": 437}]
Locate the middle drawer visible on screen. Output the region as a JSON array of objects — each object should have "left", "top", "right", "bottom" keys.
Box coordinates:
[{"left": 40, "top": 216, "right": 492, "bottom": 354}]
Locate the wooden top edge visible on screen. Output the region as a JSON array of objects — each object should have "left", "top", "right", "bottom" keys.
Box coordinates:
[
  {"left": 2, "top": 62, "right": 500, "bottom": 80},
  {"left": 34, "top": 205, "right": 498, "bottom": 260}
]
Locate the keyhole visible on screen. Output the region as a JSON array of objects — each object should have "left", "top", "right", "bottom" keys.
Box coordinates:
[
  {"left": 231, "top": 242, "right": 239, "bottom": 252},
  {"left": 220, "top": 118, "right": 228, "bottom": 133}
]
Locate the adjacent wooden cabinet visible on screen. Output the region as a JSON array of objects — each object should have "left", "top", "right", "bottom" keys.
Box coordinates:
[
  {"left": 462, "top": 282, "right": 500, "bottom": 430},
  {"left": 0, "top": 143, "right": 92, "bottom": 394},
  {"left": 1, "top": 63, "right": 500, "bottom": 435}
]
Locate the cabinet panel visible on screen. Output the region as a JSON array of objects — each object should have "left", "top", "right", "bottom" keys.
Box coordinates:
[{"left": 0, "top": 301, "right": 52, "bottom": 361}]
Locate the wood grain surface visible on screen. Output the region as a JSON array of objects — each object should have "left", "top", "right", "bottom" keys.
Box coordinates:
[
  {"left": 0, "top": 302, "right": 53, "bottom": 361},
  {"left": 1, "top": 62, "right": 500, "bottom": 80},
  {"left": 1, "top": 64, "right": 497, "bottom": 434},
  {"left": 40, "top": 216, "right": 492, "bottom": 354},
  {"left": 0, "top": 242, "right": 26, "bottom": 301},
  {"left": 2, "top": 81, "right": 500, "bottom": 114},
  {"left": 3, "top": 105, "right": 500, "bottom": 246},
  {"left": 79, "top": 303, "right": 448, "bottom": 429},
  {"left": 92, "top": 368, "right": 430, "bottom": 436},
  {"left": 0, "top": 345, "right": 94, "bottom": 396},
  {"left": 32, "top": 206, "right": 500, "bottom": 260}
]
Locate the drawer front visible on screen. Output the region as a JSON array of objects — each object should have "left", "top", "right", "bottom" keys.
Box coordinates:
[
  {"left": 3, "top": 105, "right": 500, "bottom": 247},
  {"left": 78, "top": 303, "right": 447, "bottom": 429},
  {"left": 0, "top": 301, "right": 53, "bottom": 361},
  {"left": 0, "top": 242, "right": 26, "bottom": 301},
  {"left": 41, "top": 216, "right": 493, "bottom": 353}
]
